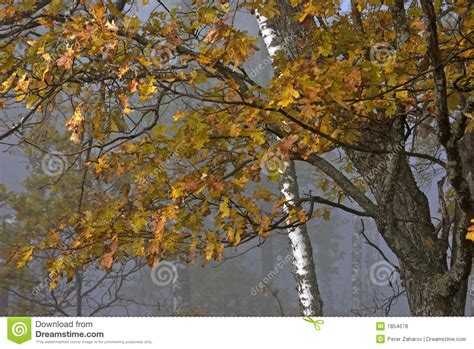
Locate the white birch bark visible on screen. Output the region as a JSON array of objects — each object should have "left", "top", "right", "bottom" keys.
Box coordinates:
[
  {"left": 256, "top": 12, "right": 323, "bottom": 316},
  {"left": 281, "top": 161, "right": 324, "bottom": 315}
]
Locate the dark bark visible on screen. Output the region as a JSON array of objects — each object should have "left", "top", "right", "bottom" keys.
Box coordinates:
[
  {"left": 401, "top": 266, "right": 467, "bottom": 315},
  {"left": 265, "top": 0, "right": 473, "bottom": 315},
  {"left": 0, "top": 286, "right": 8, "bottom": 316},
  {"left": 346, "top": 118, "right": 469, "bottom": 315}
]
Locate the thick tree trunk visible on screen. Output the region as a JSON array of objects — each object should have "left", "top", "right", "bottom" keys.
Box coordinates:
[
  {"left": 401, "top": 266, "right": 468, "bottom": 316},
  {"left": 459, "top": 100, "right": 474, "bottom": 316},
  {"left": 346, "top": 118, "right": 470, "bottom": 316},
  {"left": 260, "top": 0, "right": 473, "bottom": 316}
]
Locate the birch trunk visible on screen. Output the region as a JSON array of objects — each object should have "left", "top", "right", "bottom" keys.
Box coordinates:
[
  {"left": 173, "top": 261, "right": 191, "bottom": 315},
  {"left": 281, "top": 161, "right": 324, "bottom": 315},
  {"left": 351, "top": 219, "right": 363, "bottom": 313},
  {"left": 255, "top": 11, "right": 323, "bottom": 316}
]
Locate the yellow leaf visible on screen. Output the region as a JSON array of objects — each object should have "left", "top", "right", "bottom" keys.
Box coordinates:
[
  {"left": 173, "top": 111, "right": 186, "bottom": 121},
  {"left": 277, "top": 85, "right": 300, "bottom": 108},
  {"left": 396, "top": 90, "right": 408, "bottom": 99},
  {"left": 466, "top": 231, "right": 474, "bottom": 242},
  {"left": 65, "top": 103, "right": 85, "bottom": 144},
  {"left": 467, "top": 219, "right": 474, "bottom": 241},
  {"left": 25, "top": 94, "right": 39, "bottom": 109},
  {"left": 1, "top": 73, "right": 16, "bottom": 93},
  {"left": 171, "top": 186, "right": 183, "bottom": 200},
  {"left": 117, "top": 65, "right": 130, "bottom": 78},
  {"left": 138, "top": 76, "right": 157, "bottom": 100},
  {"left": 219, "top": 197, "right": 230, "bottom": 218},
  {"left": 42, "top": 53, "right": 52, "bottom": 62},
  {"left": 17, "top": 246, "right": 34, "bottom": 268}
]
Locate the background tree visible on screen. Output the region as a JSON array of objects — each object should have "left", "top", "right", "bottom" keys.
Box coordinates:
[{"left": 0, "top": 121, "right": 156, "bottom": 316}]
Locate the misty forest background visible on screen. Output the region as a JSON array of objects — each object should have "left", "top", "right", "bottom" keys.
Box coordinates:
[{"left": 0, "top": 0, "right": 473, "bottom": 316}]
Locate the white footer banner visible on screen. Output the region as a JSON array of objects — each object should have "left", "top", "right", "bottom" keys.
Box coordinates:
[{"left": 0, "top": 317, "right": 472, "bottom": 348}]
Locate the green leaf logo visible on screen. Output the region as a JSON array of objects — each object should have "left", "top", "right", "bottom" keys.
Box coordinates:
[
  {"left": 7, "top": 317, "right": 32, "bottom": 344},
  {"left": 303, "top": 317, "right": 324, "bottom": 331}
]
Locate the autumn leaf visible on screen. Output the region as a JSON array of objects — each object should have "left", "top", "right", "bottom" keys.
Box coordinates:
[
  {"left": 128, "top": 79, "right": 139, "bottom": 93},
  {"left": 411, "top": 19, "right": 424, "bottom": 30},
  {"left": 277, "top": 85, "right": 300, "bottom": 108},
  {"left": 467, "top": 219, "right": 474, "bottom": 242},
  {"left": 65, "top": 103, "right": 85, "bottom": 144},
  {"left": 105, "top": 20, "right": 119, "bottom": 32},
  {"left": 56, "top": 47, "right": 75, "bottom": 69},
  {"left": 16, "top": 246, "right": 34, "bottom": 269},
  {"left": 1, "top": 73, "right": 16, "bottom": 93},
  {"left": 173, "top": 111, "right": 186, "bottom": 121},
  {"left": 102, "top": 239, "right": 118, "bottom": 270},
  {"left": 219, "top": 197, "right": 230, "bottom": 218},
  {"left": 138, "top": 76, "right": 157, "bottom": 100},
  {"left": 118, "top": 94, "right": 133, "bottom": 114}
]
